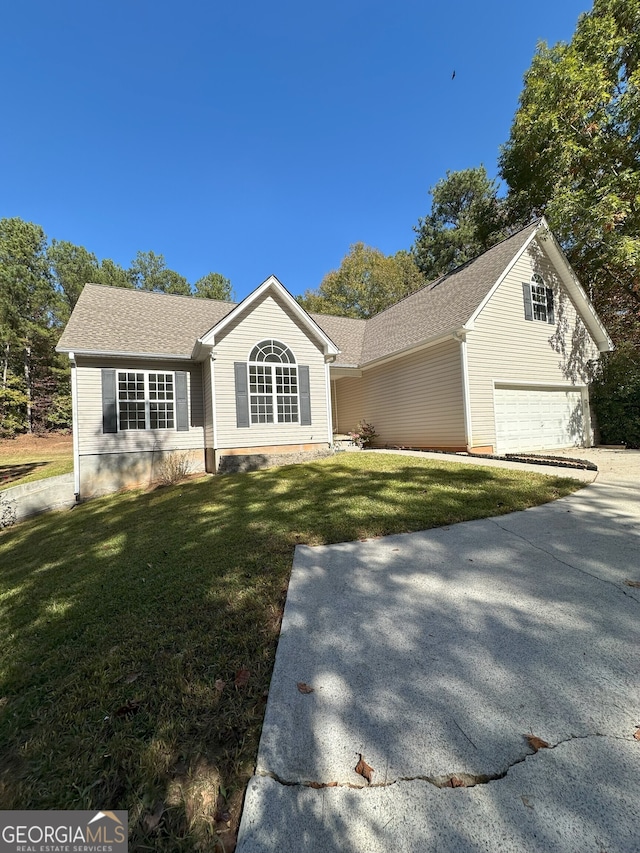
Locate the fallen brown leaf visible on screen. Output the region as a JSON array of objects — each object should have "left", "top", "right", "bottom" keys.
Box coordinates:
[
  {"left": 633, "top": 728, "right": 640, "bottom": 741},
  {"left": 525, "top": 735, "right": 550, "bottom": 752},
  {"left": 445, "top": 776, "right": 466, "bottom": 788},
  {"left": 624, "top": 579, "right": 640, "bottom": 588},
  {"left": 297, "top": 682, "right": 314, "bottom": 694},
  {"left": 355, "top": 754, "right": 374, "bottom": 784},
  {"left": 124, "top": 672, "right": 141, "bottom": 684},
  {"left": 521, "top": 795, "right": 534, "bottom": 810},
  {"left": 234, "top": 668, "right": 250, "bottom": 688},
  {"left": 215, "top": 679, "right": 226, "bottom": 693}
]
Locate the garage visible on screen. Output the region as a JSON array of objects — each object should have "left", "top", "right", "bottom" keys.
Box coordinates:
[{"left": 494, "top": 385, "right": 586, "bottom": 454}]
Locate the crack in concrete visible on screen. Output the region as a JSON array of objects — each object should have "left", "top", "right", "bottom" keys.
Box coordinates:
[
  {"left": 256, "top": 733, "right": 629, "bottom": 792},
  {"left": 489, "top": 519, "right": 640, "bottom": 604}
]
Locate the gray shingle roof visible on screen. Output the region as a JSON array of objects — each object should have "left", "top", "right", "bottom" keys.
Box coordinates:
[
  {"left": 360, "top": 222, "right": 539, "bottom": 363},
  {"left": 57, "top": 284, "right": 235, "bottom": 358},
  {"left": 56, "top": 223, "right": 540, "bottom": 365}
]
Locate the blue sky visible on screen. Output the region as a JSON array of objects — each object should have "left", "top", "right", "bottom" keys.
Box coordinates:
[{"left": 1, "top": 1, "right": 590, "bottom": 301}]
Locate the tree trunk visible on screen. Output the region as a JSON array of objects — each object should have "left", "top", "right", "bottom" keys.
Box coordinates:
[
  {"left": 24, "top": 342, "right": 32, "bottom": 433},
  {"left": 1, "top": 341, "right": 8, "bottom": 390}
]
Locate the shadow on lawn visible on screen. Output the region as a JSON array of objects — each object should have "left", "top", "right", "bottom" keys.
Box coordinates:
[
  {"left": 0, "top": 457, "right": 584, "bottom": 850},
  {"left": 0, "top": 461, "right": 48, "bottom": 487}
]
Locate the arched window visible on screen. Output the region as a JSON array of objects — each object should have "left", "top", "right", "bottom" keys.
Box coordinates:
[
  {"left": 248, "top": 340, "right": 298, "bottom": 424},
  {"left": 523, "top": 273, "right": 554, "bottom": 324}
]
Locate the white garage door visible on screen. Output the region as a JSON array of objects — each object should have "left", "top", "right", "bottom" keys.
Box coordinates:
[{"left": 494, "top": 386, "right": 585, "bottom": 454}]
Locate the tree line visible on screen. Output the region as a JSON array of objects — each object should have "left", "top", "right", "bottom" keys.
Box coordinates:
[{"left": 0, "top": 219, "right": 233, "bottom": 435}]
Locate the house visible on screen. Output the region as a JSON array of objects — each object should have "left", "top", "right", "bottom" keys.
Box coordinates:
[{"left": 56, "top": 218, "right": 612, "bottom": 498}]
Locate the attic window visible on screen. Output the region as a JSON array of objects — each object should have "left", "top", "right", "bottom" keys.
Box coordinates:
[{"left": 523, "top": 275, "right": 555, "bottom": 325}]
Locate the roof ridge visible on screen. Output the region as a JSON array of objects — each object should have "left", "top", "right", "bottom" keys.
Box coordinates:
[{"left": 80, "top": 281, "right": 238, "bottom": 307}]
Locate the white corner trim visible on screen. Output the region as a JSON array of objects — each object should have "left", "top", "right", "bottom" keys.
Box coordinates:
[
  {"left": 458, "top": 337, "right": 473, "bottom": 449},
  {"left": 197, "top": 275, "right": 340, "bottom": 356},
  {"left": 68, "top": 352, "right": 80, "bottom": 496},
  {"left": 324, "top": 361, "right": 334, "bottom": 444},
  {"left": 209, "top": 351, "right": 218, "bottom": 451}
]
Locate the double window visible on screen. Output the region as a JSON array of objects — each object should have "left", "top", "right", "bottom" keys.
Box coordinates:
[
  {"left": 248, "top": 340, "right": 298, "bottom": 424},
  {"left": 117, "top": 371, "right": 175, "bottom": 430}
]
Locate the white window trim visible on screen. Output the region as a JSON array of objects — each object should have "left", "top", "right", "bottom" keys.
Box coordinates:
[
  {"left": 248, "top": 340, "right": 300, "bottom": 425},
  {"left": 117, "top": 369, "right": 175, "bottom": 431},
  {"left": 530, "top": 273, "right": 548, "bottom": 322}
]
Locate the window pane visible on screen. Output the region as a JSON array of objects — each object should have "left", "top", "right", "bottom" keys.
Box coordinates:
[
  {"left": 150, "top": 402, "right": 175, "bottom": 429},
  {"left": 250, "top": 395, "right": 274, "bottom": 424},
  {"left": 119, "top": 401, "right": 146, "bottom": 430},
  {"left": 531, "top": 284, "right": 547, "bottom": 321}
]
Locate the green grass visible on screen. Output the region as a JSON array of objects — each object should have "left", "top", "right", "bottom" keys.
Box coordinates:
[
  {"left": 0, "top": 453, "right": 583, "bottom": 850},
  {"left": 0, "top": 435, "right": 73, "bottom": 491}
]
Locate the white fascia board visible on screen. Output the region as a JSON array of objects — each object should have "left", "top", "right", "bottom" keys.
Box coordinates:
[
  {"left": 466, "top": 225, "right": 541, "bottom": 328},
  {"left": 329, "top": 366, "right": 363, "bottom": 378},
  {"left": 535, "top": 221, "right": 614, "bottom": 353},
  {"left": 56, "top": 347, "right": 193, "bottom": 361},
  {"left": 196, "top": 275, "right": 341, "bottom": 356}
]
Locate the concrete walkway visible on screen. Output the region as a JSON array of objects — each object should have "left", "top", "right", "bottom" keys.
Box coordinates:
[{"left": 237, "top": 453, "right": 640, "bottom": 852}]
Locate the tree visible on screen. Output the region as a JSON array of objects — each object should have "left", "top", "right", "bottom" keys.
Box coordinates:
[
  {"left": 193, "top": 272, "right": 234, "bottom": 301},
  {"left": 97, "top": 258, "right": 134, "bottom": 290},
  {"left": 129, "top": 250, "right": 191, "bottom": 296},
  {"left": 297, "top": 243, "right": 426, "bottom": 319},
  {"left": 412, "top": 166, "right": 510, "bottom": 280},
  {"left": 500, "top": 0, "right": 640, "bottom": 344},
  {"left": 48, "top": 240, "right": 101, "bottom": 321},
  {"left": 0, "top": 218, "right": 58, "bottom": 433}
]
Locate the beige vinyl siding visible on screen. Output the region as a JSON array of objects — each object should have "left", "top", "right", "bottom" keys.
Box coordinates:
[
  {"left": 213, "top": 293, "right": 329, "bottom": 449},
  {"left": 75, "top": 357, "right": 205, "bottom": 455},
  {"left": 466, "top": 239, "right": 601, "bottom": 448},
  {"left": 334, "top": 339, "right": 466, "bottom": 447}
]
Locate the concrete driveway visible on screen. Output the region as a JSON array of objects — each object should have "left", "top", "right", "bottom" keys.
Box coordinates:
[{"left": 237, "top": 454, "right": 640, "bottom": 852}]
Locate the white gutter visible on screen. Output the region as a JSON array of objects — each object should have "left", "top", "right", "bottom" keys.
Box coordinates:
[
  {"left": 56, "top": 348, "right": 193, "bottom": 361},
  {"left": 68, "top": 352, "right": 80, "bottom": 497}
]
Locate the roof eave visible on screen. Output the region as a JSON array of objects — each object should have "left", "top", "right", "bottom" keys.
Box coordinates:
[{"left": 56, "top": 346, "right": 193, "bottom": 361}]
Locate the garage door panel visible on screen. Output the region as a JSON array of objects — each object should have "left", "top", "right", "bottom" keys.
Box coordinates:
[{"left": 494, "top": 387, "right": 584, "bottom": 454}]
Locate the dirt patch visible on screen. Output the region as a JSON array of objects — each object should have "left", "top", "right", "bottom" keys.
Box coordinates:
[{"left": 0, "top": 433, "right": 72, "bottom": 456}]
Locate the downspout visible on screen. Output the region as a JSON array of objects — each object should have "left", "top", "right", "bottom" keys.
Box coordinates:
[
  {"left": 69, "top": 352, "right": 80, "bottom": 499},
  {"left": 454, "top": 332, "right": 473, "bottom": 451},
  {"left": 209, "top": 350, "right": 219, "bottom": 471},
  {"left": 325, "top": 356, "right": 335, "bottom": 446}
]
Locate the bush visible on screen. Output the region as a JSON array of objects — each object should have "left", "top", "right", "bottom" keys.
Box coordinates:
[
  {"left": 156, "top": 452, "right": 194, "bottom": 485},
  {"left": 348, "top": 420, "right": 378, "bottom": 449},
  {"left": 590, "top": 344, "right": 640, "bottom": 448}
]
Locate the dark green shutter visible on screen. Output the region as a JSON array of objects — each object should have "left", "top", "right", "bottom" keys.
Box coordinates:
[
  {"left": 102, "top": 369, "right": 117, "bottom": 433},
  {"left": 175, "top": 371, "right": 189, "bottom": 431},
  {"left": 299, "top": 365, "right": 311, "bottom": 426},
  {"left": 522, "top": 283, "right": 533, "bottom": 321},
  {"left": 234, "top": 362, "right": 250, "bottom": 428},
  {"left": 546, "top": 288, "right": 555, "bottom": 324}
]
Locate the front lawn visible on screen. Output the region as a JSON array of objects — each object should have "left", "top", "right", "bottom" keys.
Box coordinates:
[
  {"left": 0, "top": 453, "right": 582, "bottom": 850},
  {"left": 0, "top": 433, "right": 73, "bottom": 491}
]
